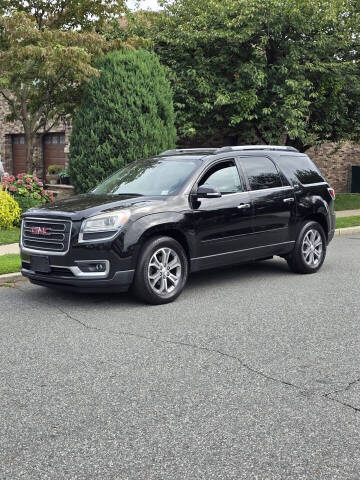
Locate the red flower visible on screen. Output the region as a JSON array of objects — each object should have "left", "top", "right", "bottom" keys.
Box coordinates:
[
  {"left": 9, "top": 185, "right": 17, "bottom": 192},
  {"left": 37, "top": 182, "right": 43, "bottom": 187},
  {"left": 25, "top": 184, "right": 33, "bottom": 190},
  {"left": 25, "top": 177, "right": 32, "bottom": 184},
  {"left": 41, "top": 189, "right": 46, "bottom": 196},
  {"left": 33, "top": 176, "right": 39, "bottom": 182},
  {"left": 17, "top": 179, "right": 23, "bottom": 184}
]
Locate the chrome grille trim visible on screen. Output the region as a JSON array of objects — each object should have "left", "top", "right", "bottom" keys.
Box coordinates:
[
  {"left": 23, "top": 228, "right": 65, "bottom": 241},
  {"left": 21, "top": 217, "right": 72, "bottom": 256}
]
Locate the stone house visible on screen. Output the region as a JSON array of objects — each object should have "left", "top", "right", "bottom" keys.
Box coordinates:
[
  {"left": 1, "top": 95, "right": 360, "bottom": 192},
  {"left": 0, "top": 96, "right": 72, "bottom": 181},
  {"left": 306, "top": 143, "right": 360, "bottom": 193}
]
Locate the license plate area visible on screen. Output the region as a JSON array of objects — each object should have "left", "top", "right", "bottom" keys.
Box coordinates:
[{"left": 30, "top": 255, "right": 51, "bottom": 273}]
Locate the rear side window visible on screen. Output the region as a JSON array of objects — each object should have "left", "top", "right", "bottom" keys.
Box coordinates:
[
  {"left": 276, "top": 155, "right": 324, "bottom": 185},
  {"left": 240, "top": 156, "right": 282, "bottom": 191}
]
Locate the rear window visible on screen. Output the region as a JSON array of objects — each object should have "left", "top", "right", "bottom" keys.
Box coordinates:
[{"left": 276, "top": 155, "right": 324, "bottom": 185}]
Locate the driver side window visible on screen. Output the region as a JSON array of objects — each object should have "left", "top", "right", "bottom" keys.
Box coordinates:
[{"left": 199, "top": 160, "right": 244, "bottom": 195}]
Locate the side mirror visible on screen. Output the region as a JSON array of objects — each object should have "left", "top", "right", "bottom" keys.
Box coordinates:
[{"left": 197, "top": 185, "right": 222, "bottom": 199}]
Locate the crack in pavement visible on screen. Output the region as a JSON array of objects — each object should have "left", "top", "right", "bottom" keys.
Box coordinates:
[
  {"left": 322, "top": 377, "right": 360, "bottom": 413},
  {"left": 10, "top": 284, "right": 360, "bottom": 415},
  {"left": 56, "top": 306, "right": 303, "bottom": 392}
]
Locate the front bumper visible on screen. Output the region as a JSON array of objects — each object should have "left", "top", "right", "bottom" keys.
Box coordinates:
[
  {"left": 20, "top": 235, "right": 135, "bottom": 292},
  {"left": 20, "top": 214, "right": 137, "bottom": 292},
  {"left": 21, "top": 265, "right": 134, "bottom": 293}
]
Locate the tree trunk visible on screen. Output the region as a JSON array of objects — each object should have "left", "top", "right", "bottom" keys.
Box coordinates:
[
  {"left": 286, "top": 136, "right": 308, "bottom": 153},
  {"left": 254, "top": 125, "right": 268, "bottom": 144},
  {"left": 24, "top": 131, "right": 36, "bottom": 174}
]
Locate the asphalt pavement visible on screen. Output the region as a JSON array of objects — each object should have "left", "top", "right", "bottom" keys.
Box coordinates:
[{"left": 1, "top": 235, "right": 360, "bottom": 480}]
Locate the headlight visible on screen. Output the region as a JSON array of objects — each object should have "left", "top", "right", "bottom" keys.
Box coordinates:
[{"left": 79, "top": 209, "right": 131, "bottom": 243}]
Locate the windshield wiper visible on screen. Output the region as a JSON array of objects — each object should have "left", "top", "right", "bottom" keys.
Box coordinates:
[{"left": 108, "top": 192, "right": 144, "bottom": 196}]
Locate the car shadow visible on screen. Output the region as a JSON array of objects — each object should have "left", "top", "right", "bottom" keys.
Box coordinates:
[
  {"left": 25, "top": 258, "right": 292, "bottom": 308},
  {"left": 187, "top": 257, "right": 290, "bottom": 290}
]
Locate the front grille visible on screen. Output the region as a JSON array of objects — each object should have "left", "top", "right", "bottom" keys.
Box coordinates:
[{"left": 22, "top": 218, "right": 72, "bottom": 254}]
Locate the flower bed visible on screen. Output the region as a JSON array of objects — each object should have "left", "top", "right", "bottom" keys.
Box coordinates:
[{"left": 1, "top": 173, "right": 54, "bottom": 215}]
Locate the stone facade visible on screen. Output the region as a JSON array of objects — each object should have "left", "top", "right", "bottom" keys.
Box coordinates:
[
  {"left": 0, "top": 96, "right": 71, "bottom": 179},
  {"left": 306, "top": 143, "right": 360, "bottom": 193}
]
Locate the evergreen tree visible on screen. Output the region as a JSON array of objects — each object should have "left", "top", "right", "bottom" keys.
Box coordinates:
[{"left": 69, "top": 49, "right": 176, "bottom": 193}]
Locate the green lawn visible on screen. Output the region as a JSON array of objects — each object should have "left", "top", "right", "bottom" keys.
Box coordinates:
[
  {"left": 0, "top": 254, "right": 21, "bottom": 275},
  {"left": 0, "top": 228, "right": 21, "bottom": 245},
  {"left": 336, "top": 216, "right": 360, "bottom": 229},
  {"left": 334, "top": 194, "right": 360, "bottom": 211}
]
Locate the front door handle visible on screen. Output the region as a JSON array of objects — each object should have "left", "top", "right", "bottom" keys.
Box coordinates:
[
  {"left": 283, "top": 198, "right": 295, "bottom": 203},
  {"left": 237, "top": 203, "right": 251, "bottom": 209}
]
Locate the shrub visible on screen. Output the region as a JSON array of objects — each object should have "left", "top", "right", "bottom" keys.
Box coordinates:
[
  {"left": 1, "top": 173, "right": 54, "bottom": 214},
  {"left": 58, "top": 168, "right": 70, "bottom": 179},
  {"left": 47, "top": 164, "right": 63, "bottom": 175},
  {"left": 15, "top": 196, "right": 45, "bottom": 214},
  {"left": 69, "top": 49, "right": 177, "bottom": 193},
  {"left": 0, "top": 189, "right": 21, "bottom": 229}
]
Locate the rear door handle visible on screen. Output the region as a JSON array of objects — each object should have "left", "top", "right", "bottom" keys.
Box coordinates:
[
  {"left": 237, "top": 203, "right": 251, "bottom": 209},
  {"left": 283, "top": 198, "right": 295, "bottom": 203}
]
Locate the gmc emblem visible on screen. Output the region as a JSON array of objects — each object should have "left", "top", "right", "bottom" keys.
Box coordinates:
[{"left": 31, "top": 226, "right": 51, "bottom": 235}]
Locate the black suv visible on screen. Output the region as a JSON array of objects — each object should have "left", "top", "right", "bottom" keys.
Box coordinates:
[{"left": 20, "top": 146, "right": 336, "bottom": 304}]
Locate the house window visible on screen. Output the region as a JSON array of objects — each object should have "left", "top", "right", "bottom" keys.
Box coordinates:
[
  {"left": 12, "top": 135, "right": 25, "bottom": 145},
  {"left": 44, "top": 133, "right": 65, "bottom": 144}
]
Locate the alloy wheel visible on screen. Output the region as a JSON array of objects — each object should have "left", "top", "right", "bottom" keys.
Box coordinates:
[
  {"left": 148, "top": 247, "right": 182, "bottom": 295},
  {"left": 302, "top": 229, "right": 323, "bottom": 267}
]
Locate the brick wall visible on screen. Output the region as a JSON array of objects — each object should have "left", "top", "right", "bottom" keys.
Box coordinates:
[{"left": 306, "top": 142, "right": 360, "bottom": 193}]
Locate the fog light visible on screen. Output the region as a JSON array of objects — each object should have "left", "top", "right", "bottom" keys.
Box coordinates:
[{"left": 77, "top": 261, "right": 108, "bottom": 273}]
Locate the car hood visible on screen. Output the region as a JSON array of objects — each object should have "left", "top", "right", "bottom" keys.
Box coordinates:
[{"left": 23, "top": 193, "right": 170, "bottom": 221}]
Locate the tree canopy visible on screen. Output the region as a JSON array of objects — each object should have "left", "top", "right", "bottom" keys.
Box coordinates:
[
  {"left": 0, "top": 0, "right": 126, "bottom": 31},
  {"left": 144, "top": 0, "right": 360, "bottom": 151},
  {"left": 69, "top": 49, "right": 177, "bottom": 193},
  {"left": 0, "top": 12, "right": 108, "bottom": 171}
]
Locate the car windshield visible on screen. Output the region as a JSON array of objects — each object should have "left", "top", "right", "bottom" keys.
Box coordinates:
[{"left": 91, "top": 157, "right": 200, "bottom": 196}]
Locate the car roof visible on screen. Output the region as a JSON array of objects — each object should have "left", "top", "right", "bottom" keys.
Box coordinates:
[
  {"left": 158, "top": 146, "right": 300, "bottom": 162},
  {"left": 154, "top": 154, "right": 208, "bottom": 162}
]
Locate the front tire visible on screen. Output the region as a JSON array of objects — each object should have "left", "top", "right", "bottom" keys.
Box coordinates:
[
  {"left": 287, "top": 221, "right": 326, "bottom": 274},
  {"left": 132, "top": 236, "right": 189, "bottom": 305}
]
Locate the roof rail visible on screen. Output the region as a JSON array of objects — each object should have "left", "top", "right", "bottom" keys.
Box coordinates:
[
  {"left": 159, "top": 148, "right": 217, "bottom": 156},
  {"left": 215, "top": 145, "right": 299, "bottom": 153}
]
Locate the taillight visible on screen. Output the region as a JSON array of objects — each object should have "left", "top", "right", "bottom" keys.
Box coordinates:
[{"left": 328, "top": 187, "right": 336, "bottom": 200}]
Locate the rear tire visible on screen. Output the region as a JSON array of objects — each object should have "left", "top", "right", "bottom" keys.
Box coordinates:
[
  {"left": 287, "top": 221, "right": 326, "bottom": 274},
  {"left": 132, "top": 236, "right": 189, "bottom": 305}
]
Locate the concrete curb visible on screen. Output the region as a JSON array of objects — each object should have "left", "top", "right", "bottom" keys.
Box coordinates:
[
  {"left": 0, "top": 271, "right": 23, "bottom": 285},
  {"left": 334, "top": 226, "right": 360, "bottom": 236}
]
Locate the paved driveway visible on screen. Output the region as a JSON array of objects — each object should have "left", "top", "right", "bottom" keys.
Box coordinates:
[{"left": 1, "top": 235, "right": 360, "bottom": 480}]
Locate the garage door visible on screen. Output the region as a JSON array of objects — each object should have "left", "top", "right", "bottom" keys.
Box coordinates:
[
  {"left": 43, "top": 133, "right": 66, "bottom": 174},
  {"left": 12, "top": 135, "right": 26, "bottom": 175},
  {"left": 351, "top": 166, "right": 360, "bottom": 193}
]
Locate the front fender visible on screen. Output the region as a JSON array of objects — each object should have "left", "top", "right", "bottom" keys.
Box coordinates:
[{"left": 124, "top": 212, "right": 195, "bottom": 268}]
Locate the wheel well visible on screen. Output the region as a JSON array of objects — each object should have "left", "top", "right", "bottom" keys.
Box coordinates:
[
  {"left": 306, "top": 213, "right": 328, "bottom": 240},
  {"left": 139, "top": 228, "right": 191, "bottom": 260}
]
